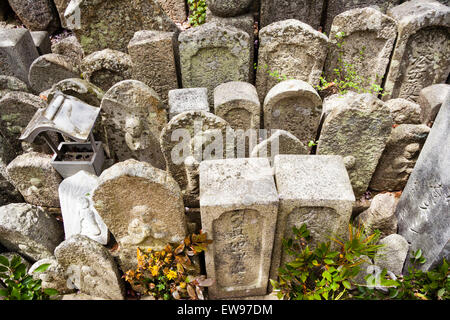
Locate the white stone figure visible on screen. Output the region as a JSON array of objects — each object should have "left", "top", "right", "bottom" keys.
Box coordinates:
[{"left": 58, "top": 170, "right": 108, "bottom": 244}]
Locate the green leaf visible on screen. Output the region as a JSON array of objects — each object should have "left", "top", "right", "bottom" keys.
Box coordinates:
[
  {"left": 414, "top": 249, "right": 422, "bottom": 259},
  {"left": 342, "top": 280, "right": 351, "bottom": 289},
  {"left": 437, "top": 288, "right": 446, "bottom": 298},
  {"left": 10, "top": 255, "right": 21, "bottom": 269},
  {"left": 0, "top": 288, "right": 8, "bottom": 297},
  {"left": 323, "top": 271, "right": 332, "bottom": 282},
  {"left": 33, "top": 263, "right": 51, "bottom": 273},
  {"left": 0, "top": 266, "right": 8, "bottom": 273},
  {"left": 324, "top": 259, "right": 334, "bottom": 265},
  {"left": 43, "top": 288, "right": 59, "bottom": 296},
  {"left": 0, "top": 255, "right": 9, "bottom": 267}
]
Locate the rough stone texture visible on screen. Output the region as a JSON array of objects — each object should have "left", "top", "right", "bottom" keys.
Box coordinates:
[
  {"left": 324, "top": 8, "right": 397, "bottom": 92},
  {"left": 374, "top": 234, "right": 409, "bottom": 275},
  {"left": 6, "top": 152, "right": 62, "bottom": 208},
  {"left": 47, "top": 78, "right": 104, "bottom": 107},
  {"left": 263, "top": 79, "right": 322, "bottom": 144},
  {"left": 271, "top": 155, "right": 355, "bottom": 281},
  {"left": 385, "top": 98, "right": 422, "bottom": 125},
  {"left": 51, "top": 36, "right": 84, "bottom": 67},
  {"left": 59, "top": 171, "right": 108, "bottom": 245},
  {"left": 0, "top": 203, "right": 64, "bottom": 261},
  {"left": 168, "top": 88, "right": 209, "bottom": 119},
  {"left": 418, "top": 84, "right": 450, "bottom": 124},
  {"left": 214, "top": 81, "right": 260, "bottom": 131},
  {"left": 383, "top": 0, "right": 450, "bottom": 102},
  {"left": 370, "top": 124, "right": 430, "bottom": 191},
  {"left": 91, "top": 160, "right": 187, "bottom": 271},
  {"left": 160, "top": 110, "right": 233, "bottom": 206},
  {"left": 355, "top": 193, "right": 398, "bottom": 238},
  {"left": 80, "top": 49, "right": 132, "bottom": 92},
  {"left": 0, "top": 75, "right": 29, "bottom": 99},
  {"left": 100, "top": 80, "right": 167, "bottom": 169},
  {"left": 30, "top": 31, "right": 51, "bottom": 56},
  {"left": 128, "top": 30, "right": 179, "bottom": 105},
  {"left": 324, "top": 0, "right": 402, "bottom": 34},
  {"left": 317, "top": 93, "right": 393, "bottom": 197},
  {"left": 156, "top": 0, "right": 186, "bottom": 22},
  {"left": 260, "top": 0, "right": 324, "bottom": 30},
  {"left": 28, "top": 53, "right": 80, "bottom": 94},
  {"left": 250, "top": 130, "right": 308, "bottom": 164},
  {"left": 7, "top": 0, "right": 60, "bottom": 32},
  {"left": 178, "top": 22, "right": 251, "bottom": 104},
  {"left": 207, "top": 0, "right": 252, "bottom": 17},
  {"left": 395, "top": 95, "right": 449, "bottom": 272},
  {"left": 64, "top": 0, "right": 179, "bottom": 55},
  {"left": 256, "top": 19, "right": 329, "bottom": 101},
  {"left": 0, "top": 174, "right": 24, "bottom": 206},
  {"left": 53, "top": 0, "right": 70, "bottom": 28},
  {"left": 29, "top": 258, "right": 74, "bottom": 294},
  {"left": 0, "top": 91, "right": 47, "bottom": 156},
  {"left": 54, "top": 235, "right": 125, "bottom": 300},
  {"left": 199, "top": 158, "right": 278, "bottom": 299},
  {"left": 0, "top": 28, "right": 39, "bottom": 84}
]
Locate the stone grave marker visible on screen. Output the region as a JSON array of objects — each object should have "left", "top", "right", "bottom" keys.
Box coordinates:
[
  {"left": 168, "top": 88, "right": 209, "bottom": 119},
  {"left": 199, "top": 157, "right": 279, "bottom": 299}
]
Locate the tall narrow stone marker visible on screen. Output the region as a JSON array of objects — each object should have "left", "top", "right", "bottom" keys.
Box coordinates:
[
  {"left": 395, "top": 94, "right": 449, "bottom": 272},
  {"left": 200, "top": 158, "right": 279, "bottom": 299},
  {"left": 271, "top": 155, "right": 355, "bottom": 282}
]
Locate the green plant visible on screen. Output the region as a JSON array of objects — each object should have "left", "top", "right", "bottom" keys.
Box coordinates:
[
  {"left": 124, "top": 232, "right": 213, "bottom": 300},
  {"left": 271, "top": 224, "right": 382, "bottom": 300},
  {"left": 355, "top": 249, "right": 450, "bottom": 300},
  {"left": 315, "top": 32, "right": 387, "bottom": 97},
  {"left": 188, "top": 0, "right": 207, "bottom": 27},
  {"left": 0, "top": 254, "right": 59, "bottom": 300}
]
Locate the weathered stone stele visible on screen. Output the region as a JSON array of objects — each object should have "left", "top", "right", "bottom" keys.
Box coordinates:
[
  {"left": 250, "top": 130, "right": 308, "bottom": 164},
  {"left": 29, "top": 258, "right": 74, "bottom": 294},
  {"left": 317, "top": 93, "right": 393, "bottom": 197},
  {"left": 324, "top": 0, "right": 402, "bottom": 34},
  {"left": 260, "top": 0, "right": 324, "bottom": 30},
  {"left": 264, "top": 79, "right": 322, "bottom": 144},
  {"left": 355, "top": 192, "right": 398, "bottom": 238},
  {"left": 156, "top": 0, "right": 186, "bottom": 22},
  {"left": 199, "top": 158, "right": 279, "bottom": 299},
  {"left": 64, "top": 0, "right": 179, "bottom": 55},
  {"left": 385, "top": 98, "right": 422, "bottom": 125},
  {"left": 207, "top": 0, "right": 253, "bottom": 17},
  {"left": 100, "top": 80, "right": 167, "bottom": 169},
  {"left": 0, "top": 91, "right": 46, "bottom": 155},
  {"left": 395, "top": 95, "right": 449, "bottom": 272},
  {"left": 6, "top": 152, "right": 62, "bottom": 208},
  {"left": 7, "top": 0, "right": 60, "bottom": 32},
  {"left": 178, "top": 22, "right": 251, "bottom": 104},
  {"left": 214, "top": 81, "right": 260, "bottom": 131},
  {"left": 80, "top": 49, "right": 132, "bottom": 92},
  {"left": 271, "top": 155, "right": 355, "bottom": 281},
  {"left": 418, "top": 84, "right": 450, "bottom": 124},
  {"left": 91, "top": 160, "right": 187, "bottom": 271},
  {"left": 168, "top": 88, "right": 209, "bottom": 119},
  {"left": 30, "top": 31, "right": 52, "bottom": 55},
  {"left": 160, "top": 110, "right": 233, "bottom": 206},
  {"left": 28, "top": 53, "right": 80, "bottom": 94},
  {"left": 256, "top": 19, "right": 329, "bottom": 101},
  {"left": 0, "top": 75, "right": 29, "bottom": 99},
  {"left": 0, "top": 203, "right": 64, "bottom": 261},
  {"left": 59, "top": 171, "right": 108, "bottom": 245},
  {"left": 0, "top": 28, "right": 39, "bottom": 84},
  {"left": 51, "top": 36, "right": 84, "bottom": 67},
  {"left": 370, "top": 124, "right": 430, "bottom": 191},
  {"left": 383, "top": 0, "right": 450, "bottom": 102},
  {"left": 324, "top": 8, "right": 397, "bottom": 92},
  {"left": 47, "top": 78, "right": 104, "bottom": 107},
  {"left": 128, "top": 30, "right": 179, "bottom": 105},
  {"left": 54, "top": 235, "right": 125, "bottom": 300},
  {"left": 374, "top": 234, "right": 409, "bottom": 275}
]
